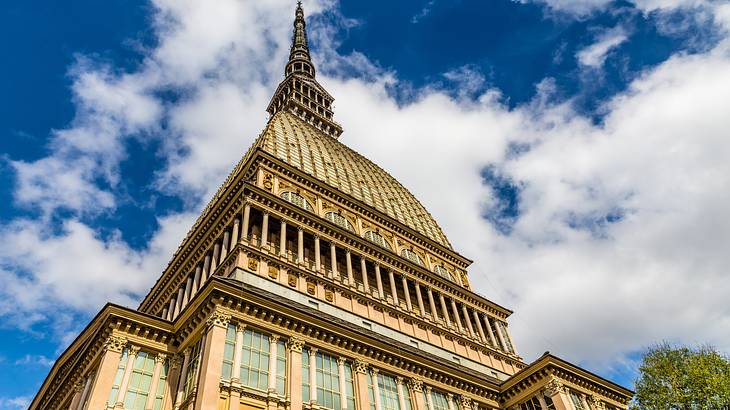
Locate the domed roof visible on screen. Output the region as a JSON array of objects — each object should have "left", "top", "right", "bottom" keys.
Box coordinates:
[{"left": 255, "top": 110, "right": 452, "bottom": 248}]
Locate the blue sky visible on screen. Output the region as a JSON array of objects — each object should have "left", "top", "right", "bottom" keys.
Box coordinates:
[{"left": 2, "top": 0, "right": 730, "bottom": 407}]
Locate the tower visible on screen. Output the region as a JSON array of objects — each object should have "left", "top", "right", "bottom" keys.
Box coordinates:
[{"left": 31, "top": 5, "right": 632, "bottom": 410}]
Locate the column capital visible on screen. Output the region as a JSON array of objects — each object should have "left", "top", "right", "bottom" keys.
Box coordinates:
[
  {"left": 103, "top": 334, "right": 127, "bottom": 353},
  {"left": 73, "top": 378, "right": 86, "bottom": 392},
  {"left": 369, "top": 367, "right": 379, "bottom": 377},
  {"left": 544, "top": 377, "right": 565, "bottom": 396},
  {"left": 287, "top": 336, "right": 305, "bottom": 352},
  {"left": 590, "top": 395, "right": 606, "bottom": 409},
  {"left": 128, "top": 345, "right": 141, "bottom": 356},
  {"left": 236, "top": 322, "right": 247, "bottom": 332},
  {"left": 206, "top": 307, "right": 231, "bottom": 329},
  {"left": 314, "top": 234, "right": 320, "bottom": 240},
  {"left": 155, "top": 353, "right": 167, "bottom": 364},
  {"left": 269, "top": 335, "right": 280, "bottom": 344},
  {"left": 345, "top": 249, "right": 351, "bottom": 255},
  {"left": 446, "top": 393, "right": 454, "bottom": 400},
  {"left": 353, "top": 359, "right": 369, "bottom": 374},
  {"left": 309, "top": 347, "right": 318, "bottom": 355},
  {"left": 424, "top": 385, "right": 432, "bottom": 393},
  {"left": 407, "top": 378, "right": 423, "bottom": 393},
  {"left": 337, "top": 356, "right": 347, "bottom": 366},
  {"left": 170, "top": 354, "right": 183, "bottom": 370},
  {"left": 459, "top": 395, "right": 473, "bottom": 409},
  {"left": 262, "top": 210, "right": 270, "bottom": 216},
  {"left": 297, "top": 225, "right": 304, "bottom": 232},
  {"left": 395, "top": 376, "right": 404, "bottom": 385},
  {"left": 374, "top": 261, "right": 380, "bottom": 267}
]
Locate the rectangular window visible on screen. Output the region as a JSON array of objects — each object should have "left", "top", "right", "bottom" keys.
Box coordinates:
[
  {"left": 430, "top": 389, "right": 450, "bottom": 410},
  {"left": 123, "top": 352, "right": 156, "bottom": 410},
  {"left": 222, "top": 324, "right": 236, "bottom": 380},
  {"left": 520, "top": 396, "right": 543, "bottom": 410},
  {"left": 316, "top": 352, "right": 341, "bottom": 410},
  {"left": 107, "top": 348, "right": 129, "bottom": 405},
  {"left": 367, "top": 372, "right": 376, "bottom": 410},
  {"left": 367, "top": 372, "right": 412, "bottom": 410},
  {"left": 344, "top": 362, "right": 356, "bottom": 410},
  {"left": 239, "top": 329, "right": 270, "bottom": 391},
  {"left": 183, "top": 339, "right": 203, "bottom": 401},
  {"left": 152, "top": 361, "right": 168, "bottom": 410},
  {"left": 276, "top": 339, "right": 287, "bottom": 396},
  {"left": 570, "top": 392, "right": 586, "bottom": 410},
  {"left": 302, "top": 348, "right": 311, "bottom": 403}
]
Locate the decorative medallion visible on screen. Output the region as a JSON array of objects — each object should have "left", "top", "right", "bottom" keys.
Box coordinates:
[
  {"left": 288, "top": 272, "right": 298, "bottom": 287},
  {"left": 268, "top": 265, "right": 278, "bottom": 279},
  {"left": 263, "top": 173, "right": 274, "bottom": 191},
  {"left": 248, "top": 257, "right": 259, "bottom": 272},
  {"left": 325, "top": 289, "right": 334, "bottom": 302},
  {"left": 306, "top": 281, "right": 316, "bottom": 295}
]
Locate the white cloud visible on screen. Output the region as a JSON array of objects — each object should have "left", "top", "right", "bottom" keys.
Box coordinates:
[
  {"left": 14, "top": 354, "right": 54, "bottom": 368},
  {"left": 577, "top": 27, "right": 628, "bottom": 67},
  {"left": 0, "top": 396, "right": 31, "bottom": 410}
]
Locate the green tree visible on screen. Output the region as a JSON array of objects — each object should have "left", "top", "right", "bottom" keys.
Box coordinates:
[{"left": 632, "top": 342, "right": 730, "bottom": 410}]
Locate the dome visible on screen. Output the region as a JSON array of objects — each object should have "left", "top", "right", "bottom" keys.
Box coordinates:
[{"left": 254, "top": 110, "right": 452, "bottom": 248}]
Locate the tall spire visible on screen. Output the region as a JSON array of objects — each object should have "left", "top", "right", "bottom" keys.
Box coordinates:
[
  {"left": 286, "top": 1, "right": 315, "bottom": 78},
  {"left": 266, "top": 2, "right": 343, "bottom": 138}
]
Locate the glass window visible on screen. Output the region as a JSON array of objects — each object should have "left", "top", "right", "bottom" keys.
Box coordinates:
[
  {"left": 281, "top": 191, "right": 314, "bottom": 212},
  {"left": 222, "top": 325, "right": 236, "bottom": 380},
  {"left": 570, "top": 392, "right": 586, "bottom": 410},
  {"left": 433, "top": 265, "right": 456, "bottom": 282},
  {"left": 364, "top": 231, "right": 392, "bottom": 251},
  {"left": 316, "top": 352, "right": 341, "bottom": 410},
  {"left": 367, "top": 372, "right": 376, "bottom": 410},
  {"left": 325, "top": 212, "right": 355, "bottom": 232},
  {"left": 123, "top": 352, "right": 156, "bottom": 410},
  {"left": 430, "top": 389, "right": 450, "bottom": 410},
  {"left": 520, "top": 397, "right": 543, "bottom": 410},
  {"left": 302, "top": 348, "right": 310, "bottom": 403},
  {"left": 400, "top": 249, "right": 424, "bottom": 266},
  {"left": 344, "top": 361, "right": 356, "bottom": 410},
  {"left": 276, "top": 339, "right": 287, "bottom": 396},
  {"left": 239, "top": 329, "right": 271, "bottom": 391},
  {"left": 183, "top": 339, "right": 203, "bottom": 401},
  {"left": 497, "top": 321, "right": 515, "bottom": 353},
  {"left": 107, "top": 348, "right": 129, "bottom": 405},
  {"left": 367, "top": 372, "right": 411, "bottom": 410}
]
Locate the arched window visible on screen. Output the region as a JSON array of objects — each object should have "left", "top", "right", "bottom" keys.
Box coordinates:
[
  {"left": 325, "top": 212, "right": 355, "bottom": 232},
  {"left": 280, "top": 191, "right": 314, "bottom": 212},
  {"left": 400, "top": 248, "right": 424, "bottom": 266},
  {"left": 364, "top": 231, "right": 392, "bottom": 251},
  {"left": 433, "top": 265, "right": 456, "bottom": 282}
]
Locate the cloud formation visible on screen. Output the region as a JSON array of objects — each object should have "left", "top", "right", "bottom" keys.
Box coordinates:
[
  {"left": 577, "top": 26, "right": 628, "bottom": 67},
  {"left": 3, "top": 0, "right": 730, "bottom": 387}
]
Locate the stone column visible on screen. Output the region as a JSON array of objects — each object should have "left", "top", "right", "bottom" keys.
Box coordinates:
[
  {"left": 230, "top": 217, "right": 240, "bottom": 249},
  {"left": 360, "top": 258, "right": 369, "bottom": 292},
  {"left": 162, "top": 308, "right": 169, "bottom": 321},
  {"left": 396, "top": 377, "right": 407, "bottom": 410},
  {"left": 408, "top": 378, "right": 425, "bottom": 410},
  {"left": 330, "top": 242, "right": 338, "bottom": 278},
  {"left": 538, "top": 395, "right": 550, "bottom": 410},
  {"left": 163, "top": 355, "right": 181, "bottom": 410},
  {"left": 309, "top": 348, "right": 318, "bottom": 405},
  {"left": 375, "top": 263, "right": 385, "bottom": 299},
  {"left": 115, "top": 345, "right": 140, "bottom": 408},
  {"left": 261, "top": 211, "right": 269, "bottom": 249},
  {"left": 494, "top": 320, "right": 508, "bottom": 352},
  {"left": 194, "top": 308, "right": 231, "bottom": 410},
  {"left": 371, "top": 369, "right": 382, "bottom": 410},
  {"left": 414, "top": 284, "right": 425, "bottom": 317},
  {"left": 268, "top": 335, "right": 279, "bottom": 395},
  {"left": 401, "top": 276, "right": 412, "bottom": 311},
  {"left": 503, "top": 323, "right": 517, "bottom": 354},
  {"left": 438, "top": 294, "right": 451, "bottom": 327},
  {"left": 353, "top": 360, "right": 370, "bottom": 410},
  {"left": 242, "top": 203, "right": 251, "bottom": 242},
  {"left": 221, "top": 230, "right": 230, "bottom": 261},
  {"left": 85, "top": 335, "right": 126, "bottom": 410},
  {"left": 462, "top": 305, "right": 476, "bottom": 338},
  {"left": 473, "top": 310, "right": 487, "bottom": 343},
  {"left": 424, "top": 386, "right": 435, "bottom": 410},
  {"left": 314, "top": 235, "right": 321, "bottom": 272},
  {"left": 297, "top": 227, "right": 304, "bottom": 264},
  {"left": 427, "top": 289, "right": 439, "bottom": 322},
  {"left": 346, "top": 250, "right": 354, "bottom": 286},
  {"left": 231, "top": 324, "right": 245, "bottom": 382},
  {"left": 338, "top": 357, "right": 348, "bottom": 410},
  {"left": 69, "top": 379, "right": 84, "bottom": 410},
  {"left": 182, "top": 277, "right": 192, "bottom": 308},
  {"left": 483, "top": 315, "right": 498, "bottom": 348},
  {"left": 287, "top": 337, "right": 304, "bottom": 410},
  {"left": 280, "top": 220, "right": 287, "bottom": 257},
  {"left": 388, "top": 270, "right": 399, "bottom": 305},
  {"left": 210, "top": 242, "right": 220, "bottom": 274},
  {"left": 77, "top": 373, "right": 93, "bottom": 410},
  {"left": 202, "top": 254, "right": 211, "bottom": 282},
  {"left": 144, "top": 353, "right": 166, "bottom": 410},
  {"left": 450, "top": 299, "right": 464, "bottom": 333},
  {"left": 446, "top": 393, "right": 457, "bottom": 410},
  {"left": 191, "top": 265, "right": 202, "bottom": 295},
  {"left": 174, "top": 287, "right": 185, "bottom": 318},
  {"left": 166, "top": 298, "right": 176, "bottom": 321},
  {"left": 543, "top": 379, "right": 572, "bottom": 410},
  {"left": 174, "top": 348, "right": 191, "bottom": 410}
]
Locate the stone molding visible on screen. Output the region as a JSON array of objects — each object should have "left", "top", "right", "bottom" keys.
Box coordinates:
[
  {"left": 544, "top": 377, "right": 565, "bottom": 396},
  {"left": 353, "top": 359, "right": 369, "bottom": 374},
  {"left": 287, "top": 336, "right": 304, "bottom": 353},
  {"left": 206, "top": 307, "right": 232, "bottom": 329},
  {"left": 407, "top": 378, "right": 423, "bottom": 393},
  {"left": 103, "top": 334, "right": 127, "bottom": 353}
]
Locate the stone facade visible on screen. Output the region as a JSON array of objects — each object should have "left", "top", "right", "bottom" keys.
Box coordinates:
[{"left": 30, "top": 4, "right": 632, "bottom": 410}]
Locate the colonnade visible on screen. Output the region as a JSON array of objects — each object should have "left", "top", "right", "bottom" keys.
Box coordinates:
[{"left": 160, "top": 202, "right": 516, "bottom": 356}]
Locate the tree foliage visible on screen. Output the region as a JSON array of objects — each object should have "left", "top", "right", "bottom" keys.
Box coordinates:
[{"left": 632, "top": 342, "right": 730, "bottom": 410}]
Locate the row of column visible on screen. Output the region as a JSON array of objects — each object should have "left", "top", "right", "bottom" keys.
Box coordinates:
[{"left": 250, "top": 203, "right": 517, "bottom": 356}]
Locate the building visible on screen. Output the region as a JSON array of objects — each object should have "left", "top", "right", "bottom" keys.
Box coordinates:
[{"left": 30, "top": 4, "right": 633, "bottom": 410}]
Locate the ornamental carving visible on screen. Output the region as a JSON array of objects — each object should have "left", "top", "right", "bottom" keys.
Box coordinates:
[
  {"left": 103, "top": 334, "right": 127, "bottom": 353},
  {"left": 263, "top": 173, "right": 274, "bottom": 191},
  {"left": 288, "top": 272, "right": 298, "bottom": 287},
  {"left": 306, "top": 281, "right": 316, "bottom": 295},
  {"left": 128, "top": 345, "right": 142, "bottom": 356},
  {"left": 287, "top": 336, "right": 304, "bottom": 352},
  {"left": 268, "top": 265, "right": 278, "bottom": 279},
  {"left": 206, "top": 308, "right": 231, "bottom": 329},
  {"left": 407, "top": 378, "right": 423, "bottom": 392},
  {"left": 73, "top": 378, "right": 85, "bottom": 392},
  {"left": 354, "top": 359, "right": 369, "bottom": 374},
  {"left": 248, "top": 257, "right": 259, "bottom": 272},
  {"left": 169, "top": 354, "right": 183, "bottom": 370},
  {"left": 325, "top": 289, "right": 334, "bottom": 302},
  {"left": 155, "top": 353, "right": 167, "bottom": 363},
  {"left": 544, "top": 378, "right": 565, "bottom": 396},
  {"left": 590, "top": 395, "right": 606, "bottom": 409},
  {"left": 459, "top": 395, "right": 473, "bottom": 410}
]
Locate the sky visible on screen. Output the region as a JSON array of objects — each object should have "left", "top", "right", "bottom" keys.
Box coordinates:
[{"left": 1, "top": 0, "right": 730, "bottom": 407}]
